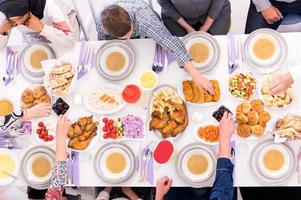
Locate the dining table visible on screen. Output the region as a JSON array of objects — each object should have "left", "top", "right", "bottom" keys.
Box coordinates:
[{"left": 1, "top": 32, "right": 301, "bottom": 189}]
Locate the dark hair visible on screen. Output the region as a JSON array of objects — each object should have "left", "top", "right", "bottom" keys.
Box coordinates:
[{"left": 101, "top": 5, "right": 132, "bottom": 38}]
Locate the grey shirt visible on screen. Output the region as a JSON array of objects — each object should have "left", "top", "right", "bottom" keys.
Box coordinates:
[
  {"left": 252, "top": 0, "right": 297, "bottom": 12},
  {"left": 157, "top": 0, "right": 230, "bottom": 23}
]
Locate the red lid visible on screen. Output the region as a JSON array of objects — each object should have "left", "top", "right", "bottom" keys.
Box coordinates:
[
  {"left": 154, "top": 140, "right": 174, "bottom": 164},
  {"left": 122, "top": 84, "right": 141, "bottom": 103}
]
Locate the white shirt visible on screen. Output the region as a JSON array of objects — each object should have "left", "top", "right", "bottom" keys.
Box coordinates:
[
  {"left": 0, "top": 0, "right": 79, "bottom": 50},
  {"left": 253, "top": 0, "right": 297, "bottom": 12}
]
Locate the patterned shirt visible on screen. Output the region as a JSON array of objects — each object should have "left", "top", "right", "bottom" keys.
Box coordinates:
[
  {"left": 97, "top": 0, "right": 191, "bottom": 67},
  {"left": 45, "top": 161, "right": 67, "bottom": 200}
]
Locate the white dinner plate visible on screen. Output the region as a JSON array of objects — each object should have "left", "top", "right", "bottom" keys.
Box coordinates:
[
  {"left": 83, "top": 84, "right": 126, "bottom": 115},
  {"left": 0, "top": 149, "right": 19, "bottom": 186}
]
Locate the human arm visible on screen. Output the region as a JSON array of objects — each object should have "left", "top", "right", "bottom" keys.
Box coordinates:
[
  {"left": 0, "top": 103, "right": 51, "bottom": 131},
  {"left": 45, "top": 115, "right": 71, "bottom": 200},
  {"left": 200, "top": 0, "right": 226, "bottom": 32},
  {"left": 157, "top": 0, "right": 195, "bottom": 33},
  {"left": 0, "top": 12, "right": 12, "bottom": 50},
  {"left": 137, "top": 6, "right": 213, "bottom": 93},
  {"left": 25, "top": 0, "right": 78, "bottom": 48},
  {"left": 251, "top": 0, "right": 283, "bottom": 24},
  {"left": 155, "top": 176, "right": 173, "bottom": 200},
  {"left": 210, "top": 112, "right": 235, "bottom": 200}
]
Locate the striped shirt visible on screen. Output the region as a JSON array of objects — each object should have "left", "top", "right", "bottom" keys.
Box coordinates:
[{"left": 97, "top": 0, "right": 191, "bottom": 67}]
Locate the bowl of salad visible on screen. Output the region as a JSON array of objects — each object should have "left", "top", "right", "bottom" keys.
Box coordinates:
[{"left": 228, "top": 72, "right": 257, "bottom": 100}]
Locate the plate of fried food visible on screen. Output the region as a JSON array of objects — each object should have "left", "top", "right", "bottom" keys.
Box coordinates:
[
  {"left": 260, "top": 73, "right": 295, "bottom": 109},
  {"left": 43, "top": 60, "right": 77, "bottom": 97},
  {"left": 194, "top": 123, "right": 219, "bottom": 145},
  {"left": 236, "top": 99, "right": 271, "bottom": 139},
  {"left": 179, "top": 78, "right": 221, "bottom": 107},
  {"left": 272, "top": 114, "right": 301, "bottom": 142},
  {"left": 21, "top": 86, "right": 51, "bottom": 109},
  {"left": 67, "top": 115, "right": 100, "bottom": 152},
  {"left": 149, "top": 85, "right": 189, "bottom": 140}
]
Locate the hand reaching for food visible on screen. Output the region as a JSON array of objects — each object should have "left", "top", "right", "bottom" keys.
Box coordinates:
[
  {"left": 55, "top": 115, "right": 71, "bottom": 161},
  {"left": 218, "top": 112, "right": 236, "bottom": 158},
  {"left": 155, "top": 176, "right": 173, "bottom": 200},
  {"left": 184, "top": 62, "right": 214, "bottom": 94},
  {"left": 21, "top": 103, "right": 51, "bottom": 122},
  {"left": 269, "top": 72, "right": 294, "bottom": 95}
]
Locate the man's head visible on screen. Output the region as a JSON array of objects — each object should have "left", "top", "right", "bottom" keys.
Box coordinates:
[{"left": 101, "top": 5, "right": 133, "bottom": 39}]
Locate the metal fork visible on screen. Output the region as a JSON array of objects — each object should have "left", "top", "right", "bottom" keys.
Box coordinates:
[
  {"left": 140, "top": 149, "right": 152, "bottom": 182},
  {"left": 152, "top": 44, "right": 163, "bottom": 73},
  {"left": 78, "top": 42, "right": 93, "bottom": 79}
]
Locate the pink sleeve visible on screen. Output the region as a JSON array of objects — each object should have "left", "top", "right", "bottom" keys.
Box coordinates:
[{"left": 45, "top": 188, "right": 64, "bottom": 200}]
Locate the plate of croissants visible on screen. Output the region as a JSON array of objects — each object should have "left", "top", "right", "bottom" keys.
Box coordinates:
[
  {"left": 236, "top": 99, "right": 272, "bottom": 140},
  {"left": 179, "top": 77, "right": 223, "bottom": 107},
  {"left": 67, "top": 114, "right": 100, "bottom": 152}
]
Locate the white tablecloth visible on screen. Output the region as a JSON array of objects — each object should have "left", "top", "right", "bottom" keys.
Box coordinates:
[{"left": 1, "top": 32, "right": 301, "bottom": 187}]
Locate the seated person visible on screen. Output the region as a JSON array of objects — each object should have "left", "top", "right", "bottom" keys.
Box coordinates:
[
  {"left": 245, "top": 0, "right": 301, "bottom": 34},
  {"left": 155, "top": 112, "right": 236, "bottom": 200},
  {"left": 97, "top": 0, "right": 213, "bottom": 94},
  {"left": 157, "top": 0, "right": 231, "bottom": 36},
  {"left": 0, "top": 103, "right": 51, "bottom": 132},
  {"left": 0, "top": 0, "right": 79, "bottom": 50},
  {"left": 45, "top": 115, "right": 70, "bottom": 200}
]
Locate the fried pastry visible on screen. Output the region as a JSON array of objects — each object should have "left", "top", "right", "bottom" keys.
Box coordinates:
[
  {"left": 33, "top": 86, "right": 46, "bottom": 99},
  {"left": 182, "top": 81, "right": 193, "bottom": 101},
  {"left": 204, "top": 91, "right": 213, "bottom": 102},
  {"left": 247, "top": 111, "right": 259, "bottom": 125},
  {"left": 236, "top": 112, "right": 248, "bottom": 124},
  {"left": 237, "top": 124, "right": 251, "bottom": 138},
  {"left": 251, "top": 124, "right": 265, "bottom": 137},
  {"left": 21, "top": 89, "right": 35, "bottom": 104},
  {"left": 196, "top": 83, "right": 205, "bottom": 103},
  {"left": 39, "top": 95, "right": 51, "bottom": 103},
  {"left": 251, "top": 99, "right": 264, "bottom": 113},
  {"left": 259, "top": 111, "right": 271, "bottom": 126},
  {"left": 191, "top": 81, "right": 199, "bottom": 103},
  {"left": 236, "top": 102, "right": 251, "bottom": 114},
  {"left": 211, "top": 80, "right": 220, "bottom": 102}
]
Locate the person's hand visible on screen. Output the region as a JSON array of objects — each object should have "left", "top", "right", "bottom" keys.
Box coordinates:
[
  {"left": 218, "top": 112, "right": 236, "bottom": 158},
  {"left": 185, "top": 26, "right": 195, "bottom": 34},
  {"left": 56, "top": 115, "right": 71, "bottom": 140},
  {"left": 55, "top": 115, "right": 70, "bottom": 161},
  {"left": 21, "top": 103, "right": 51, "bottom": 122},
  {"left": 25, "top": 12, "right": 44, "bottom": 32},
  {"left": 155, "top": 176, "right": 173, "bottom": 200},
  {"left": 261, "top": 5, "right": 283, "bottom": 24},
  {"left": 0, "top": 20, "right": 14, "bottom": 35},
  {"left": 269, "top": 72, "right": 294, "bottom": 95},
  {"left": 187, "top": 65, "right": 214, "bottom": 94},
  {"left": 199, "top": 16, "right": 214, "bottom": 32}
]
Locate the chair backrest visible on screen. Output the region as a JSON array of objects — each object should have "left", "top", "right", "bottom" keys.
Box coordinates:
[{"left": 278, "top": 14, "right": 301, "bottom": 32}]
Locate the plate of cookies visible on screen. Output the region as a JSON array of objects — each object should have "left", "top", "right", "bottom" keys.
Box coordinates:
[
  {"left": 43, "top": 59, "right": 77, "bottom": 97},
  {"left": 235, "top": 99, "right": 272, "bottom": 140},
  {"left": 21, "top": 86, "right": 51, "bottom": 109}
]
